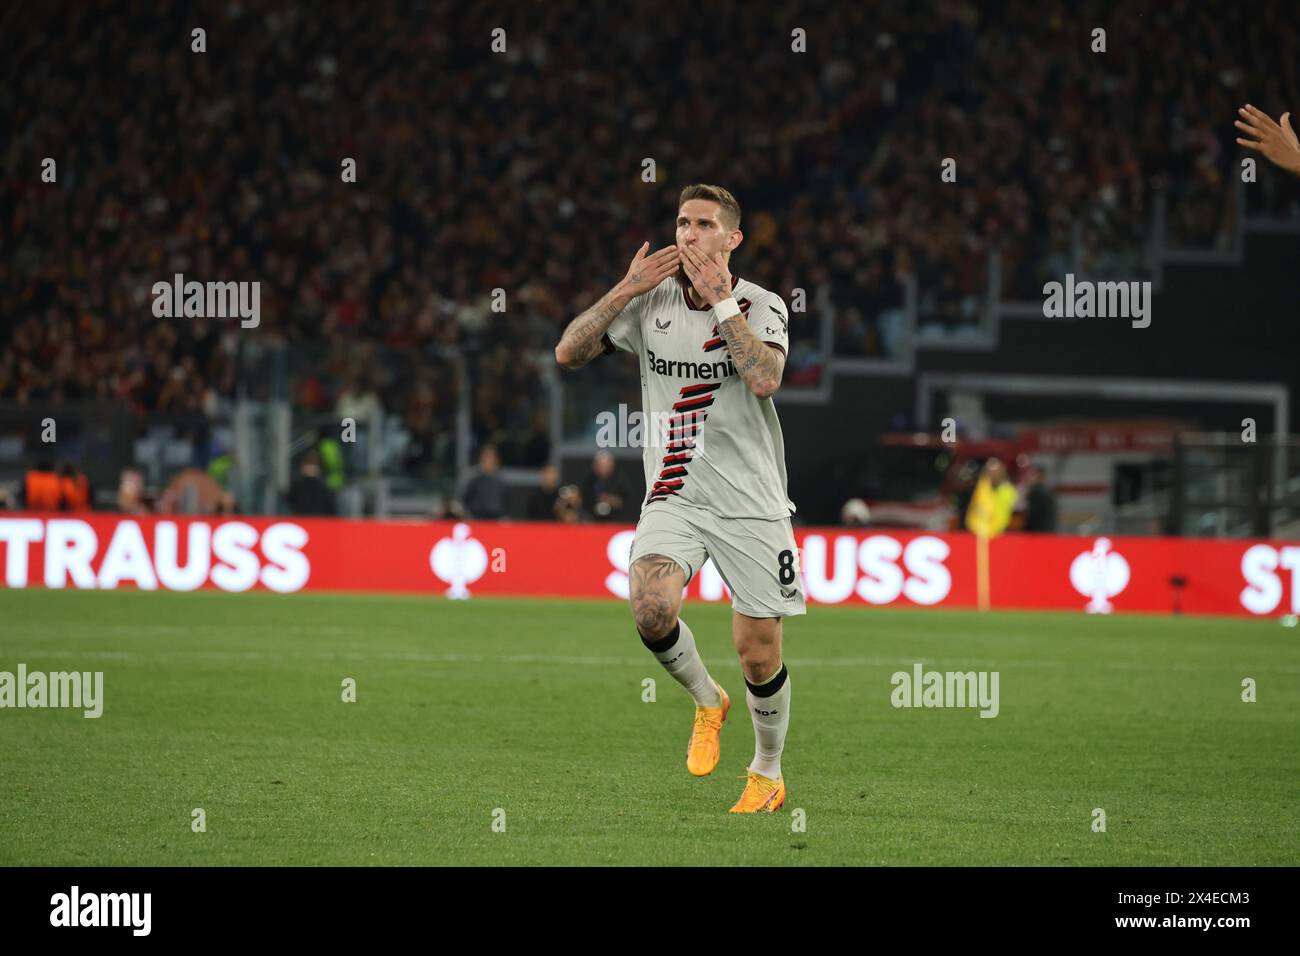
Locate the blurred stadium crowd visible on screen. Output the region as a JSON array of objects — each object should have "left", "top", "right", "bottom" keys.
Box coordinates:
[{"left": 2, "top": 0, "right": 1296, "bottom": 517}]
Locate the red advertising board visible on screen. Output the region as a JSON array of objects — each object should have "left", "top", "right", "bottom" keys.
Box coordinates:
[{"left": 0, "top": 514, "right": 1295, "bottom": 616}]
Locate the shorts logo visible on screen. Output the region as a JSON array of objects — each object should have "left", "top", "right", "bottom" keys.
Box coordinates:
[{"left": 780, "top": 587, "right": 797, "bottom": 599}]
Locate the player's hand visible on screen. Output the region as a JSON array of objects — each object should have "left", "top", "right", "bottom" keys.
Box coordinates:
[
  {"left": 619, "top": 242, "right": 679, "bottom": 298},
  {"left": 1236, "top": 105, "right": 1300, "bottom": 176},
  {"left": 679, "top": 245, "right": 732, "bottom": 305}
]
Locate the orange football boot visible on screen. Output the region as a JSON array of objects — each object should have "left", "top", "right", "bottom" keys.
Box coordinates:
[{"left": 685, "top": 680, "right": 730, "bottom": 776}]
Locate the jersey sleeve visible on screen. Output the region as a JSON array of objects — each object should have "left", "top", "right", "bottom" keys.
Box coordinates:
[
  {"left": 747, "top": 290, "right": 789, "bottom": 356},
  {"left": 601, "top": 292, "right": 647, "bottom": 355}
]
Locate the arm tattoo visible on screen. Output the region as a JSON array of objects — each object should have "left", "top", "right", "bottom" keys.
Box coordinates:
[
  {"left": 557, "top": 289, "right": 627, "bottom": 368},
  {"left": 718, "top": 315, "right": 784, "bottom": 398}
]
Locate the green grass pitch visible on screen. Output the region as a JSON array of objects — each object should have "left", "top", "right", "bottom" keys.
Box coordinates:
[{"left": 1, "top": 589, "right": 1296, "bottom": 866}]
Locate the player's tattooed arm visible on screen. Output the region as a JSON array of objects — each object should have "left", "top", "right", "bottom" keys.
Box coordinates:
[
  {"left": 678, "top": 245, "right": 785, "bottom": 397},
  {"left": 555, "top": 241, "right": 678, "bottom": 370},
  {"left": 555, "top": 288, "right": 631, "bottom": 369},
  {"left": 717, "top": 315, "right": 785, "bottom": 399}
]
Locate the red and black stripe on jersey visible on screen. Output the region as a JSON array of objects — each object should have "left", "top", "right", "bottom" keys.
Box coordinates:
[
  {"left": 672, "top": 394, "right": 716, "bottom": 414},
  {"left": 646, "top": 384, "right": 719, "bottom": 504}
]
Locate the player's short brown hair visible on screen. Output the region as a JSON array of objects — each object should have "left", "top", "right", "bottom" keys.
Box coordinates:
[{"left": 678, "top": 184, "right": 741, "bottom": 231}]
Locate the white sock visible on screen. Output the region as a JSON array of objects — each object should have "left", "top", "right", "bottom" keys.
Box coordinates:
[
  {"left": 745, "top": 664, "right": 790, "bottom": 779},
  {"left": 640, "top": 618, "right": 721, "bottom": 708}
]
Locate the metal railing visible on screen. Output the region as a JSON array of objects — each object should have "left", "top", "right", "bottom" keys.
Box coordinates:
[{"left": 1167, "top": 434, "right": 1300, "bottom": 538}]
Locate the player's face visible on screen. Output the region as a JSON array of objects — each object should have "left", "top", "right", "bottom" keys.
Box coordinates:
[{"left": 674, "top": 200, "right": 733, "bottom": 289}]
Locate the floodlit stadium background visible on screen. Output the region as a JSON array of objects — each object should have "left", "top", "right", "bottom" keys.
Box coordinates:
[
  {"left": 3, "top": 1, "right": 1299, "bottom": 614},
  {"left": 0, "top": 1, "right": 1299, "bottom": 868}
]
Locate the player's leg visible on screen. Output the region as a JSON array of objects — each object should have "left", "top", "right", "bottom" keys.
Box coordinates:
[
  {"left": 692, "top": 512, "right": 804, "bottom": 811},
  {"left": 628, "top": 507, "right": 728, "bottom": 775},
  {"left": 731, "top": 611, "right": 790, "bottom": 810},
  {"left": 627, "top": 552, "right": 686, "bottom": 643},
  {"left": 631, "top": 551, "right": 725, "bottom": 708}
]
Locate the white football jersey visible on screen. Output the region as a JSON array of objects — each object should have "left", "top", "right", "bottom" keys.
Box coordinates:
[{"left": 601, "top": 274, "right": 796, "bottom": 519}]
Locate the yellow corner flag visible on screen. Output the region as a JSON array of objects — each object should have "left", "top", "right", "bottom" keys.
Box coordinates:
[{"left": 965, "top": 475, "right": 1018, "bottom": 610}]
